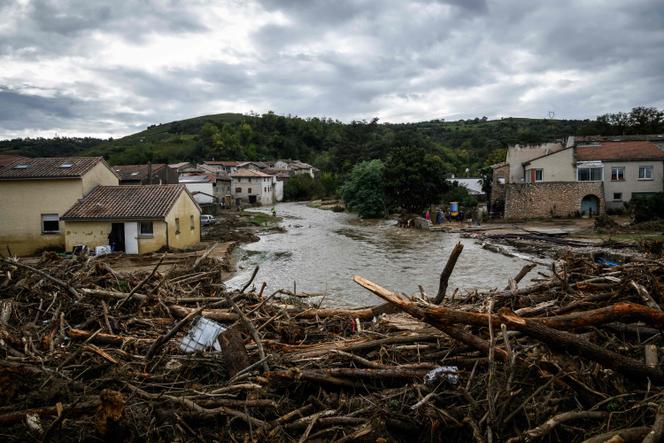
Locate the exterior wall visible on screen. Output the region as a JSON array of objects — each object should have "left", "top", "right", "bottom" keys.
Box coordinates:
[
  {"left": 274, "top": 180, "right": 284, "bottom": 202},
  {"left": 231, "top": 176, "right": 275, "bottom": 205},
  {"left": 165, "top": 192, "right": 201, "bottom": 250},
  {"left": 138, "top": 221, "right": 168, "bottom": 254},
  {"left": 490, "top": 164, "right": 509, "bottom": 207},
  {"left": 0, "top": 179, "right": 83, "bottom": 256},
  {"left": 524, "top": 148, "right": 575, "bottom": 182},
  {"left": 63, "top": 220, "right": 169, "bottom": 254},
  {"left": 183, "top": 182, "right": 215, "bottom": 204},
  {"left": 505, "top": 182, "right": 604, "bottom": 219},
  {"left": 81, "top": 162, "right": 120, "bottom": 194},
  {"left": 603, "top": 161, "right": 664, "bottom": 209},
  {"left": 64, "top": 221, "right": 112, "bottom": 252},
  {"left": 506, "top": 142, "right": 565, "bottom": 183}
]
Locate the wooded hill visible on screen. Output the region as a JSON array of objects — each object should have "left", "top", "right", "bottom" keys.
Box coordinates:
[{"left": 1, "top": 107, "right": 661, "bottom": 175}]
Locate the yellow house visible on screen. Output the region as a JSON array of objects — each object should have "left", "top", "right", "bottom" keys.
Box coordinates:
[
  {"left": 62, "top": 185, "right": 201, "bottom": 254},
  {"left": 0, "top": 157, "right": 119, "bottom": 256}
]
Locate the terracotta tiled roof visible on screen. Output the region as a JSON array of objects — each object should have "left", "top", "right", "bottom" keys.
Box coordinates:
[
  {"left": 62, "top": 185, "right": 190, "bottom": 221},
  {"left": 113, "top": 164, "right": 166, "bottom": 181},
  {"left": 0, "top": 155, "right": 29, "bottom": 169},
  {"left": 576, "top": 141, "right": 664, "bottom": 161},
  {"left": 230, "top": 168, "right": 272, "bottom": 177},
  {"left": 0, "top": 157, "right": 108, "bottom": 179},
  {"left": 204, "top": 161, "right": 240, "bottom": 166}
]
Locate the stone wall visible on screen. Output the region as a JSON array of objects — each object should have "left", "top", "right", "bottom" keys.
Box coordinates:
[
  {"left": 491, "top": 163, "right": 509, "bottom": 207},
  {"left": 505, "top": 181, "right": 605, "bottom": 219}
]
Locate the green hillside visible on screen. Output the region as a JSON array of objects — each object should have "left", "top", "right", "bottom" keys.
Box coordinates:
[{"left": 1, "top": 107, "right": 661, "bottom": 175}]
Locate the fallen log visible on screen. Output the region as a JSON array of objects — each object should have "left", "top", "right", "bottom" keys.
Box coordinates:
[{"left": 498, "top": 309, "right": 664, "bottom": 383}]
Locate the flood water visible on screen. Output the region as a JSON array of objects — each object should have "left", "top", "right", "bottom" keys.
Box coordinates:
[{"left": 225, "top": 202, "right": 538, "bottom": 307}]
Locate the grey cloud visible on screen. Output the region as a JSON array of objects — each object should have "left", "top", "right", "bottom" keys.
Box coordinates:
[{"left": 1, "top": 0, "right": 664, "bottom": 137}]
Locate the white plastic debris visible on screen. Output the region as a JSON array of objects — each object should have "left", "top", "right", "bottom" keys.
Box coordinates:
[
  {"left": 424, "top": 366, "right": 459, "bottom": 385},
  {"left": 180, "top": 317, "right": 226, "bottom": 353},
  {"left": 95, "top": 245, "right": 112, "bottom": 256},
  {"left": 25, "top": 413, "right": 42, "bottom": 434}
]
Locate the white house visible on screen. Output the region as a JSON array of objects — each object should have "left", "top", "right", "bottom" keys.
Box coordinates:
[
  {"left": 179, "top": 175, "right": 216, "bottom": 204},
  {"left": 231, "top": 169, "right": 277, "bottom": 206}
]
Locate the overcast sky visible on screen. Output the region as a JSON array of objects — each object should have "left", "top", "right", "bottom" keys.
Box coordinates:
[{"left": 1, "top": 0, "right": 663, "bottom": 138}]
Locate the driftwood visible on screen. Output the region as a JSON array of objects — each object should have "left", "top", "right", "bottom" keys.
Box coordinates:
[{"left": 434, "top": 242, "right": 464, "bottom": 304}]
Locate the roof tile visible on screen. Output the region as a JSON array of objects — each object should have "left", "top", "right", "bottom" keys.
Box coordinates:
[{"left": 62, "top": 185, "right": 191, "bottom": 221}]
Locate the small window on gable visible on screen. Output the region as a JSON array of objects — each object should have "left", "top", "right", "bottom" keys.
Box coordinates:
[
  {"left": 175, "top": 218, "right": 180, "bottom": 234},
  {"left": 139, "top": 222, "right": 153, "bottom": 236},
  {"left": 41, "top": 214, "right": 59, "bottom": 233},
  {"left": 190, "top": 215, "right": 194, "bottom": 230}
]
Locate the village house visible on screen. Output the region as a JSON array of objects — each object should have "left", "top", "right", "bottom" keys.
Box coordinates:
[
  {"left": 273, "top": 160, "right": 318, "bottom": 178},
  {"left": 113, "top": 163, "right": 178, "bottom": 185},
  {"left": 231, "top": 168, "right": 278, "bottom": 206},
  {"left": 0, "top": 157, "right": 119, "bottom": 256},
  {"left": 178, "top": 174, "right": 217, "bottom": 204},
  {"left": 62, "top": 185, "right": 200, "bottom": 254},
  {"left": 493, "top": 136, "right": 664, "bottom": 218},
  {"left": 202, "top": 161, "right": 241, "bottom": 174}
]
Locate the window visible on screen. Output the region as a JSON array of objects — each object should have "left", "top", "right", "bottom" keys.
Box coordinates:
[
  {"left": 175, "top": 218, "right": 180, "bottom": 234},
  {"left": 248, "top": 188, "right": 252, "bottom": 193},
  {"left": 577, "top": 167, "right": 602, "bottom": 181},
  {"left": 235, "top": 187, "right": 242, "bottom": 193},
  {"left": 535, "top": 169, "right": 543, "bottom": 182},
  {"left": 611, "top": 167, "right": 625, "bottom": 181},
  {"left": 139, "top": 222, "right": 153, "bottom": 236},
  {"left": 41, "top": 214, "right": 59, "bottom": 234},
  {"left": 190, "top": 215, "right": 194, "bottom": 230},
  {"left": 613, "top": 193, "right": 622, "bottom": 201},
  {"left": 497, "top": 177, "right": 505, "bottom": 185},
  {"left": 639, "top": 166, "right": 653, "bottom": 180}
]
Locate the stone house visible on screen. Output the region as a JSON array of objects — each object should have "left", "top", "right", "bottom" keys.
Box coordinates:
[
  {"left": 230, "top": 168, "right": 277, "bottom": 206},
  {"left": 0, "top": 157, "right": 119, "bottom": 256},
  {"left": 113, "top": 163, "right": 179, "bottom": 185},
  {"left": 62, "top": 185, "right": 200, "bottom": 254},
  {"left": 495, "top": 137, "right": 664, "bottom": 218}
]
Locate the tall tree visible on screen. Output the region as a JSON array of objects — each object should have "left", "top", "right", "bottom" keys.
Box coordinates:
[
  {"left": 340, "top": 160, "right": 385, "bottom": 218},
  {"left": 383, "top": 147, "right": 449, "bottom": 213}
]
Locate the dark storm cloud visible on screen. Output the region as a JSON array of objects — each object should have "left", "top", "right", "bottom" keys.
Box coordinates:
[{"left": 1, "top": 0, "right": 663, "bottom": 137}]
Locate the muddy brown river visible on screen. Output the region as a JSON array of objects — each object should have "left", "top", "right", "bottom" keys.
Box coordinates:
[{"left": 225, "top": 202, "right": 537, "bottom": 307}]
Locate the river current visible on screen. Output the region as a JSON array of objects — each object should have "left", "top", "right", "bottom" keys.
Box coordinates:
[{"left": 225, "top": 202, "right": 536, "bottom": 307}]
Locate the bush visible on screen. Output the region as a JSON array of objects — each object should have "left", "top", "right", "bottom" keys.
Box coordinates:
[
  {"left": 284, "top": 175, "right": 323, "bottom": 201},
  {"left": 626, "top": 193, "right": 664, "bottom": 223}
]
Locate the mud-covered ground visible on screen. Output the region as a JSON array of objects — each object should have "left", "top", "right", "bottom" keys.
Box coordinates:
[{"left": 201, "top": 209, "right": 283, "bottom": 244}]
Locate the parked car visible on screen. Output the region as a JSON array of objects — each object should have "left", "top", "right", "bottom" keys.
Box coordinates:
[{"left": 200, "top": 214, "right": 216, "bottom": 226}]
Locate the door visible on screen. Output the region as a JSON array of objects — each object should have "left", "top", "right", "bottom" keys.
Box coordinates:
[
  {"left": 580, "top": 195, "right": 600, "bottom": 217},
  {"left": 124, "top": 222, "right": 139, "bottom": 254},
  {"left": 110, "top": 223, "right": 125, "bottom": 252},
  {"left": 248, "top": 195, "right": 257, "bottom": 204}
]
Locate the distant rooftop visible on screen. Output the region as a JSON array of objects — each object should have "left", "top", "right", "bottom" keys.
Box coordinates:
[
  {"left": 231, "top": 168, "right": 273, "bottom": 178},
  {"left": 179, "top": 174, "right": 215, "bottom": 183},
  {"left": 113, "top": 163, "right": 166, "bottom": 181}
]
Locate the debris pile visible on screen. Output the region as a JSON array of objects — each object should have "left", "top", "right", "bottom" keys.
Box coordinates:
[{"left": 2, "top": 249, "right": 664, "bottom": 442}]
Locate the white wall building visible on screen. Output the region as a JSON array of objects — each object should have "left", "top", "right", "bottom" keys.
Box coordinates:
[
  {"left": 231, "top": 169, "right": 276, "bottom": 206},
  {"left": 179, "top": 175, "right": 215, "bottom": 204}
]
